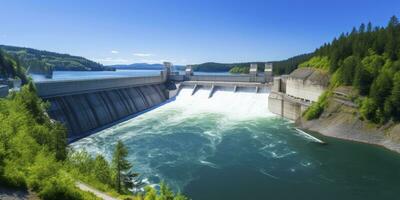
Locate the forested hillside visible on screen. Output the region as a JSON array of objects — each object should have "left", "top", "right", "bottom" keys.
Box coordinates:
[
  {"left": 0, "top": 45, "right": 113, "bottom": 72},
  {"left": 191, "top": 54, "right": 312, "bottom": 74},
  {"left": 303, "top": 16, "right": 400, "bottom": 124},
  {"left": 0, "top": 83, "right": 187, "bottom": 199},
  {"left": 0, "top": 50, "right": 28, "bottom": 83}
]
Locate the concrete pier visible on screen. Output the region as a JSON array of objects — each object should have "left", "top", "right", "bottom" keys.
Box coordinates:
[
  {"left": 191, "top": 84, "right": 199, "bottom": 95},
  {"left": 208, "top": 85, "right": 216, "bottom": 98}
]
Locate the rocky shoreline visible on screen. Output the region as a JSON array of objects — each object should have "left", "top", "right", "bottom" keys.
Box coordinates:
[{"left": 295, "top": 98, "right": 400, "bottom": 153}]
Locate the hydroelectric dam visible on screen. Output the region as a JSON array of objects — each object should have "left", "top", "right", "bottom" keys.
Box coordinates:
[
  {"left": 35, "top": 63, "right": 274, "bottom": 141},
  {"left": 36, "top": 63, "right": 400, "bottom": 200}
]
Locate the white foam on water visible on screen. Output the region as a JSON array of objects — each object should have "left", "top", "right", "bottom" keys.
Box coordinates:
[
  {"left": 199, "top": 160, "right": 220, "bottom": 169},
  {"left": 259, "top": 169, "right": 280, "bottom": 179},
  {"left": 167, "top": 87, "right": 276, "bottom": 121},
  {"left": 293, "top": 128, "right": 325, "bottom": 144}
]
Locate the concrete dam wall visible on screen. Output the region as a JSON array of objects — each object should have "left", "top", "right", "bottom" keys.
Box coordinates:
[
  {"left": 35, "top": 67, "right": 272, "bottom": 141},
  {"left": 46, "top": 84, "right": 167, "bottom": 141},
  {"left": 35, "top": 76, "right": 168, "bottom": 141}
]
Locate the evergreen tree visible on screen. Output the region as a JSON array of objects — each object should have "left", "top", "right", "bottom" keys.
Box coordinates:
[
  {"left": 369, "top": 71, "right": 393, "bottom": 108},
  {"left": 385, "top": 16, "right": 399, "bottom": 60},
  {"left": 341, "top": 56, "right": 358, "bottom": 85},
  {"left": 353, "top": 61, "right": 373, "bottom": 95},
  {"left": 112, "top": 140, "right": 132, "bottom": 193},
  {"left": 386, "top": 72, "right": 400, "bottom": 121},
  {"left": 94, "top": 155, "right": 112, "bottom": 185}
]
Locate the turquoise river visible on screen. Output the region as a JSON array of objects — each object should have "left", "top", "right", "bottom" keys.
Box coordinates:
[{"left": 72, "top": 87, "right": 400, "bottom": 200}]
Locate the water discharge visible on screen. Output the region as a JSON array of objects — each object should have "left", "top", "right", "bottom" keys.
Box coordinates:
[{"left": 72, "top": 86, "right": 400, "bottom": 200}]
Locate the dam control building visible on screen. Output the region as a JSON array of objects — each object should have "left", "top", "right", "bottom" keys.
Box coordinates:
[{"left": 268, "top": 68, "right": 329, "bottom": 121}]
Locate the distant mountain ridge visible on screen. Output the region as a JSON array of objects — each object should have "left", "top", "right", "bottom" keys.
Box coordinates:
[
  {"left": 111, "top": 54, "right": 312, "bottom": 75},
  {"left": 0, "top": 45, "right": 113, "bottom": 72},
  {"left": 190, "top": 54, "right": 313, "bottom": 74},
  {"left": 111, "top": 63, "right": 164, "bottom": 70}
]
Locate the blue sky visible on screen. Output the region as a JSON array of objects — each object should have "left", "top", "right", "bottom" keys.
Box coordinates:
[{"left": 1, "top": 0, "right": 399, "bottom": 65}]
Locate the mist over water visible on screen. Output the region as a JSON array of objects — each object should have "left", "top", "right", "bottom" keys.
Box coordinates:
[{"left": 72, "top": 87, "right": 400, "bottom": 200}]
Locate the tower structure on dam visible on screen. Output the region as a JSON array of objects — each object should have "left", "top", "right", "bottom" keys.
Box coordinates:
[
  {"left": 185, "top": 65, "right": 193, "bottom": 78},
  {"left": 250, "top": 63, "right": 258, "bottom": 82},
  {"left": 250, "top": 63, "right": 258, "bottom": 76},
  {"left": 264, "top": 63, "right": 273, "bottom": 82},
  {"left": 163, "top": 62, "right": 172, "bottom": 74},
  {"left": 163, "top": 62, "right": 173, "bottom": 80}
]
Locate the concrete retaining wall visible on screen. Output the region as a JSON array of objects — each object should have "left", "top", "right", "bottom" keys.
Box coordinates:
[
  {"left": 268, "top": 92, "right": 310, "bottom": 121},
  {"left": 286, "top": 78, "right": 326, "bottom": 102},
  {"left": 268, "top": 92, "right": 283, "bottom": 116},
  {"left": 35, "top": 75, "right": 165, "bottom": 98}
]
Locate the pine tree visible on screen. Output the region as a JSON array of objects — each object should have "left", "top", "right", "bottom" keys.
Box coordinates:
[
  {"left": 386, "top": 72, "right": 400, "bottom": 121},
  {"left": 94, "top": 155, "right": 112, "bottom": 185},
  {"left": 369, "top": 71, "right": 393, "bottom": 109},
  {"left": 341, "top": 56, "right": 358, "bottom": 85},
  {"left": 112, "top": 140, "right": 132, "bottom": 193},
  {"left": 367, "top": 22, "right": 373, "bottom": 32},
  {"left": 385, "top": 16, "right": 399, "bottom": 60}
]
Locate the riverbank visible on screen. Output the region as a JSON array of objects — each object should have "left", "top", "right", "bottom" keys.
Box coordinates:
[{"left": 296, "top": 97, "right": 400, "bottom": 153}]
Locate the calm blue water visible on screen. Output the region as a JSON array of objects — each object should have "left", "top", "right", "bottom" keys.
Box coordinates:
[
  {"left": 31, "top": 70, "right": 162, "bottom": 82},
  {"left": 31, "top": 70, "right": 233, "bottom": 82}
]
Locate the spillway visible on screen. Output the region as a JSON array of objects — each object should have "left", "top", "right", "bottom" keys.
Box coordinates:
[
  {"left": 72, "top": 86, "right": 400, "bottom": 200},
  {"left": 46, "top": 84, "right": 167, "bottom": 141}
]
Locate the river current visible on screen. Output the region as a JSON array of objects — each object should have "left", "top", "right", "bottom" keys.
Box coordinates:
[{"left": 71, "top": 87, "right": 400, "bottom": 200}]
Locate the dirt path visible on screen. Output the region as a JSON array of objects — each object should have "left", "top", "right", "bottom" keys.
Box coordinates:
[{"left": 76, "top": 182, "right": 118, "bottom": 200}]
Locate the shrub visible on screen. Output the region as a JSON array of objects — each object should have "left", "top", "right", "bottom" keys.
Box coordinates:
[
  {"left": 299, "top": 56, "right": 329, "bottom": 70},
  {"left": 304, "top": 91, "right": 331, "bottom": 120},
  {"left": 39, "top": 172, "right": 82, "bottom": 200}
]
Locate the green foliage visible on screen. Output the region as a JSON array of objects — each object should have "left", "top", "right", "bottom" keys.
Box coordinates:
[
  {"left": 298, "top": 56, "right": 329, "bottom": 70},
  {"left": 303, "top": 91, "right": 331, "bottom": 120},
  {"left": 229, "top": 65, "right": 249, "bottom": 74},
  {"left": 112, "top": 140, "right": 132, "bottom": 193},
  {"left": 384, "top": 72, "right": 400, "bottom": 121},
  {"left": 191, "top": 62, "right": 239, "bottom": 72},
  {"left": 94, "top": 155, "right": 112, "bottom": 185},
  {"left": 65, "top": 150, "right": 122, "bottom": 198},
  {"left": 190, "top": 53, "right": 312, "bottom": 75},
  {"left": 273, "top": 53, "right": 314, "bottom": 75},
  {"left": 302, "top": 16, "right": 400, "bottom": 124},
  {"left": 341, "top": 56, "right": 359, "bottom": 85},
  {"left": 0, "top": 49, "right": 28, "bottom": 84},
  {"left": 0, "top": 84, "right": 79, "bottom": 198},
  {"left": 369, "top": 71, "right": 393, "bottom": 108},
  {"left": 360, "top": 97, "right": 378, "bottom": 121},
  {"left": 137, "top": 184, "right": 188, "bottom": 200}
]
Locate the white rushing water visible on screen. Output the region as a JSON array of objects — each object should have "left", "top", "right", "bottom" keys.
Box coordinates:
[{"left": 163, "top": 86, "right": 275, "bottom": 120}]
